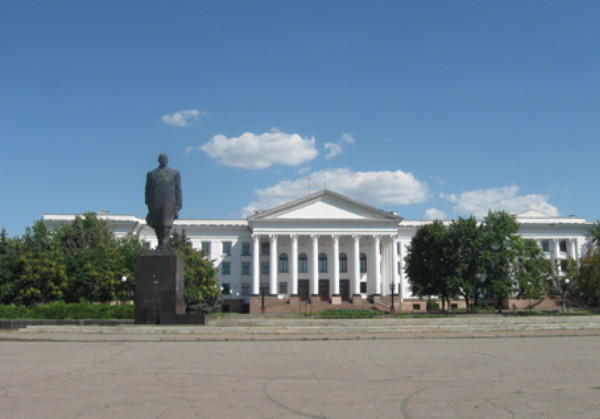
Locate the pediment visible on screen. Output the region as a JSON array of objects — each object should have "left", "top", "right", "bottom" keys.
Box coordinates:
[
  {"left": 248, "top": 190, "right": 402, "bottom": 222},
  {"left": 517, "top": 210, "right": 552, "bottom": 218}
]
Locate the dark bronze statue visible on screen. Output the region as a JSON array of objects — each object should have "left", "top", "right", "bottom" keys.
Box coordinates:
[{"left": 145, "top": 153, "right": 182, "bottom": 249}]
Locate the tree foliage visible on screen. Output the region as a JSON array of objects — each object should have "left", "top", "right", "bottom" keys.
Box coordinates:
[
  {"left": 406, "top": 210, "right": 558, "bottom": 312},
  {"left": 0, "top": 214, "right": 142, "bottom": 306},
  {"left": 576, "top": 248, "right": 600, "bottom": 311},
  {"left": 405, "top": 220, "right": 456, "bottom": 310},
  {"left": 168, "top": 231, "right": 221, "bottom": 313}
]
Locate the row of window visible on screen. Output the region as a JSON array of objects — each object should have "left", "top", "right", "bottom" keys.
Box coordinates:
[
  {"left": 202, "top": 241, "right": 381, "bottom": 261},
  {"left": 540, "top": 239, "right": 569, "bottom": 253},
  {"left": 221, "top": 281, "right": 373, "bottom": 296},
  {"left": 221, "top": 253, "right": 369, "bottom": 275}
]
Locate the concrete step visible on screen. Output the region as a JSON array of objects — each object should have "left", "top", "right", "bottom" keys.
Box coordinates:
[{"left": 17, "top": 315, "right": 600, "bottom": 336}]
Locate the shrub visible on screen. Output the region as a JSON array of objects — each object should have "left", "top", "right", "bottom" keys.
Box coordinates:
[
  {"left": 426, "top": 299, "right": 440, "bottom": 312},
  {"left": 0, "top": 302, "right": 134, "bottom": 319}
]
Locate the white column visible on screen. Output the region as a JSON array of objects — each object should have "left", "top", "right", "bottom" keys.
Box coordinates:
[
  {"left": 332, "top": 235, "right": 340, "bottom": 296},
  {"left": 311, "top": 234, "right": 319, "bottom": 296},
  {"left": 352, "top": 234, "right": 361, "bottom": 296},
  {"left": 252, "top": 234, "right": 260, "bottom": 295},
  {"left": 567, "top": 239, "right": 576, "bottom": 260},
  {"left": 399, "top": 240, "right": 406, "bottom": 302},
  {"left": 290, "top": 234, "right": 298, "bottom": 295},
  {"left": 269, "top": 234, "right": 278, "bottom": 295},
  {"left": 372, "top": 235, "right": 381, "bottom": 295},
  {"left": 391, "top": 235, "right": 399, "bottom": 296}
]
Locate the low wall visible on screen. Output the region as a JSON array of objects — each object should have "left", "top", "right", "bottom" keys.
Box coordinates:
[
  {"left": 247, "top": 296, "right": 470, "bottom": 314},
  {"left": 0, "top": 319, "right": 133, "bottom": 330}
]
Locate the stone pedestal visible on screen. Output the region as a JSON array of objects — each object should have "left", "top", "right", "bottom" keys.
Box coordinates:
[{"left": 135, "top": 250, "right": 186, "bottom": 324}]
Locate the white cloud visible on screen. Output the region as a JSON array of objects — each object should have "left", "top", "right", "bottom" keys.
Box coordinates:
[
  {"left": 324, "top": 133, "right": 355, "bottom": 159},
  {"left": 161, "top": 109, "right": 205, "bottom": 127},
  {"left": 191, "top": 129, "right": 318, "bottom": 169},
  {"left": 241, "top": 168, "right": 429, "bottom": 216},
  {"left": 425, "top": 208, "right": 447, "bottom": 220},
  {"left": 441, "top": 186, "right": 559, "bottom": 217}
]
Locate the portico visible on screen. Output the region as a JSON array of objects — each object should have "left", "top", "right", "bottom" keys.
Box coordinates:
[{"left": 247, "top": 190, "right": 403, "bottom": 306}]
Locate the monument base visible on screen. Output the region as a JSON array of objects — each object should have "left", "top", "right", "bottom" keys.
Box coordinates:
[{"left": 135, "top": 250, "right": 190, "bottom": 324}]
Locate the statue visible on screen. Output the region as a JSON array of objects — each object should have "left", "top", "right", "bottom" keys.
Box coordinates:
[{"left": 145, "top": 153, "right": 182, "bottom": 250}]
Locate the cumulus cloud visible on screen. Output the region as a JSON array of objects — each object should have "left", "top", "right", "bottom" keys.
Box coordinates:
[
  {"left": 441, "top": 186, "right": 559, "bottom": 217},
  {"left": 324, "top": 133, "right": 355, "bottom": 159},
  {"left": 425, "top": 208, "right": 447, "bottom": 220},
  {"left": 190, "top": 129, "right": 318, "bottom": 169},
  {"left": 242, "top": 168, "right": 429, "bottom": 216},
  {"left": 161, "top": 109, "right": 205, "bottom": 127}
]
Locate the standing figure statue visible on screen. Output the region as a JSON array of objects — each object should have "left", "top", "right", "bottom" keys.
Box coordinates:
[{"left": 145, "top": 153, "right": 182, "bottom": 250}]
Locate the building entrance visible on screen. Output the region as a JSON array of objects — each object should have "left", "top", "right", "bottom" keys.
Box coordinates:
[
  {"left": 319, "top": 280, "right": 330, "bottom": 301},
  {"left": 340, "top": 279, "right": 350, "bottom": 301},
  {"left": 298, "top": 279, "right": 310, "bottom": 301}
]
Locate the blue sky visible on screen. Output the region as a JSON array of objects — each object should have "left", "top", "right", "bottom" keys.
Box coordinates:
[{"left": 2, "top": 1, "right": 599, "bottom": 237}]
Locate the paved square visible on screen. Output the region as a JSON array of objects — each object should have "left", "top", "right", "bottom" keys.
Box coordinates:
[{"left": 1, "top": 336, "right": 599, "bottom": 418}]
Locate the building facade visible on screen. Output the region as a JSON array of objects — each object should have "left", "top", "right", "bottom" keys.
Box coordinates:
[{"left": 43, "top": 190, "right": 595, "bottom": 313}]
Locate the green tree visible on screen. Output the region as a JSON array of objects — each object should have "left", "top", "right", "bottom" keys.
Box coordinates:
[
  {"left": 168, "top": 231, "right": 221, "bottom": 313},
  {"left": 53, "top": 213, "right": 141, "bottom": 303},
  {"left": 576, "top": 248, "right": 600, "bottom": 311},
  {"left": 405, "top": 220, "right": 456, "bottom": 311},
  {"left": 446, "top": 217, "right": 484, "bottom": 312},
  {"left": 0, "top": 234, "right": 25, "bottom": 304},
  {"left": 513, "top": 239, "right": 552, "bottom": 312},
  {"left": 481, "top": 211, "right": 521, "bottom": 311},
  {"left": 590, "top": 221, "right": 600, "bottom": 248}
]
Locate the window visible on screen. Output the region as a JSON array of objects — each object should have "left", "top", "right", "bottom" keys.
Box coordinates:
[
  {"left": 201, "top": 241, "right": 211, "bottom": 256},
  {"left": 241, "top": 262, "right": 251, "bottom": 276},
  {"left": 143, "top": 241, "right": 152, "bottom": 249},
  {"left": 221, "top": 262, "right": 231, "bottom": 275},
  {"left": 412, "top": 303, "right": 421, "bottom": 311},
  {"left": 559, "top": 240, "right": 567, "bottom": 253},
  {"left": 279, "top": 281, "right": 288, "bottom": 294},
  {"left": 241, "top": 283, "right": 250, "bottom": 296},
  {"left": 339, "top": 253, "right": 348, "bottom": 273},
  {"left": 541, "top": 240, "right": 550, "bottom": 252},
  {"left": 222, "top": 241, "right": 232, "bottom": 255},
  {"left": 298, "top": 253, "right": 308, "bottom": 273},
  {"left": 221, "top": 283, "right": 231, "bottom": 295},
  {"left": 242, "top": 242, "right": 251, "bottom": 256},
  {"left": 279, "top": 253, "right": 289, "bottom": 272},
  {"left": 318, "top": 253, "right": 328, "bottom": 273},
  {"left": 360, "top": 253, "right": 367, "bottom": 273},
  {"left": 261, "top": 242, "right": 270, "bottom": 256},
  {"left": 360, "top": 282, "right": 367, "bottom": 293},
  {"left": 261, "top": 262, "right": 269, "bottom": 275}
]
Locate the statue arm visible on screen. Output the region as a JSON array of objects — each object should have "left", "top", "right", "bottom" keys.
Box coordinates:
[{"left": 175, "top": 171, "right": 182, "bottom": 212}]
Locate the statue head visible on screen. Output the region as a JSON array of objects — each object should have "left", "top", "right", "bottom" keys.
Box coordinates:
[{"left": 158, "top": 153, "right": 169, "bottom": 167}]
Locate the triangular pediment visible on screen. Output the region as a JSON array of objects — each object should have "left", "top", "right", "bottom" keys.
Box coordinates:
[
  {"left": 248, "top": 190, "right": 402, "bottom": 222},
  {"left": 517, "top": 210, "right": 552, "bottom": 218}
]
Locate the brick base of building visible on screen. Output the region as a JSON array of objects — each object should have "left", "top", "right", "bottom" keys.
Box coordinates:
[{"left": 247, "top": 295, "right": 469, "bottom": 314}]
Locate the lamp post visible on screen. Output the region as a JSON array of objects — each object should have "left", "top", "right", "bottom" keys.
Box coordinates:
[
  {"left": 389, "top": 283, "right": 395, "bottom": 313},
  {"left": 563, "top": 278, "right": 570, "bottom": 314},
  {"left": 120, "top": 276, "right": 127, "bottom": 316},
  {"left": 260, "top": 282, "right": 267, "bottom": 313}
]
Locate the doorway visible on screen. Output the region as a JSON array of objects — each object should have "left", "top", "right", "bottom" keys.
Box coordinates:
[
  {"left": 319, "top": 279, "right": 330, "bottom": 301},
  {"left": 340, "top": 279, "right": 350, "bottom": 301},
  {"left": 298, "top": 279, "right": 310, "bottom": 301}
]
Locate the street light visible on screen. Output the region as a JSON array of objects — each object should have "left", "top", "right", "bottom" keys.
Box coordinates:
[
  {"left": 389, "top": 283, "right": 395, "bottom": 313},
  {"left": 563, "top": 278, "right": 570, "bottom": 314},
  {"left": 260, "top": 282, "right": 268, "bottom": 313},
  {"left": 120, "top": 276, "right": 127, "bottom": 316}
]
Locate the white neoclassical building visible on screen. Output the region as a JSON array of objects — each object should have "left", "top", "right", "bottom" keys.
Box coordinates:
[{"left": 43, "top": 190, "right": 595, "bottom": 313}]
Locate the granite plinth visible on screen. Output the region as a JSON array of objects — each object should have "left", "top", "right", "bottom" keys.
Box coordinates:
[{"left": 135, "top": 250, "right": 186, "bottom": 324}]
